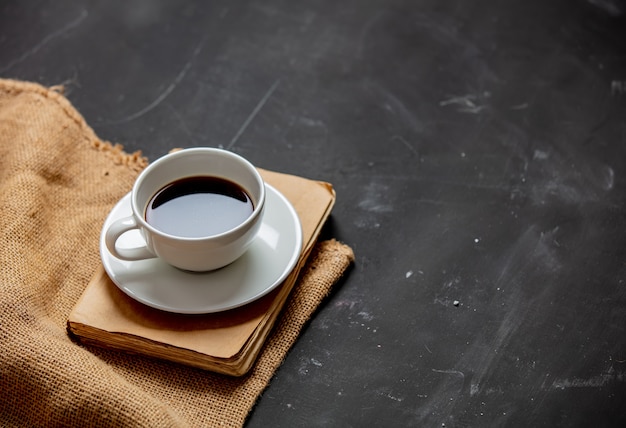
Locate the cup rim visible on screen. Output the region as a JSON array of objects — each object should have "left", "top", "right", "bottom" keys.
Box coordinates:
[{"left": 129, "top": 147, "right": 266, "bottom": 241}]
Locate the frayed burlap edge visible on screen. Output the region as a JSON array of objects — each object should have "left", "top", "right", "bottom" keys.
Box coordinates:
[
  {"left": 211, "top": 239, "right": 355, "bottom": 427},
  {"left": 245, "top": 239, "right": 354, "bottom": 404},
  {"left": 0, "top": 78, "right": 148, "bottom": 171}
]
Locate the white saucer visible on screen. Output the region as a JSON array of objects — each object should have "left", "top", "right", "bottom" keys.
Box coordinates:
[{"left": 100, "top": 184, "right": 303, "bottom": 314}]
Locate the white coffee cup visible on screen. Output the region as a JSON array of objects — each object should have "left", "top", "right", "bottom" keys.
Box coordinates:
[{"left": 104, "top": 148, "right": 265, "bottom": 271}]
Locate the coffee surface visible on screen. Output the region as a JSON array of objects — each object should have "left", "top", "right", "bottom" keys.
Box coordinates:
[{"left": 145, "top": 176, "right": 254, "bottom": 238}]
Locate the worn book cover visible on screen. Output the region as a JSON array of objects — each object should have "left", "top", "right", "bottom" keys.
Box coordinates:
[{"left": 67, "top": 168, "right": 335, "bottom": 376}]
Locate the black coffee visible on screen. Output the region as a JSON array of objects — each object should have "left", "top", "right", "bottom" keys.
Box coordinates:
[{"left": 145, "top": 176, "right": 254, "bottom": 238}]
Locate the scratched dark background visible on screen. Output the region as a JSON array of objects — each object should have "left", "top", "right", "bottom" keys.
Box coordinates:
[{"left": 2, "top": 0, "right": 626, "bottom": 426}]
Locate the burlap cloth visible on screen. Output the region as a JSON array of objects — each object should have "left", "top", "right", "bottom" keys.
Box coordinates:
[{"left": 0, "top": 79, "right": 354, "bottom": 427}]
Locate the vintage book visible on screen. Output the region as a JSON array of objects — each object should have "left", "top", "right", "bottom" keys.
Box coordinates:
[{"left": 67, "top": 168, "right": 335, "bottom": 376}]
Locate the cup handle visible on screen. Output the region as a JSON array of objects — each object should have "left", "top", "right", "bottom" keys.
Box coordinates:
[{"left": 105, "top": 215, "right": 156, "bottom": 261}]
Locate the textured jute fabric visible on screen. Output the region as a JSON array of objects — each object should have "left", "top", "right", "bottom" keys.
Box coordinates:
[{"left": 0, "top": 79, "right": 354, "bottom": 427}]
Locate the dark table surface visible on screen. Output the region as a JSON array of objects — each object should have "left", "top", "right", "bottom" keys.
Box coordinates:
[{"left": 2, "top": 1, "right": 626, "bottom": 426}]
